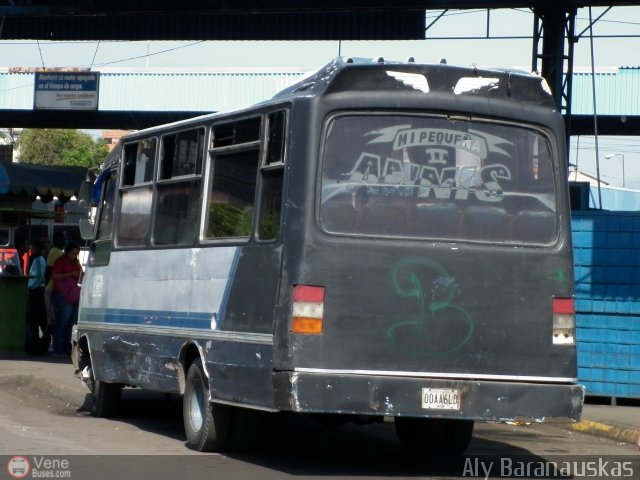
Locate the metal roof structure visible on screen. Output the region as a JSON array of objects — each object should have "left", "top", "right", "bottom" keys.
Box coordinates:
[
  {"left": 0, "top": 2, "right": 638, "bottom": 137},
  {"left": 0, "top": 161, "right": 87, "bottom": 199},
  {"left": 0, "top": 68, "right": 307, "bottom": 112},
  {"left": 1, "top": 1, "right": 633, "bottom": 42},
  {"left": 1, "top": 65, "right": 638, "bottom": 134}
]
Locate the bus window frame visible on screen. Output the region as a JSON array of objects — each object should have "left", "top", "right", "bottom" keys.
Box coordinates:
[
  {"left": 150, "top": 126, "right": 207, "bottom": 247},
  {"left": 199, "top": 108, "right": 289, "bottom": 245},
  {"left": 255, "top": 109, "right": 288, "bottom": 242},
  {"left": 203, "top": 141, "right": 262, "bottom": 243},
  {"left": 115, "top": 136, "right": 159, "bottom": 249}
]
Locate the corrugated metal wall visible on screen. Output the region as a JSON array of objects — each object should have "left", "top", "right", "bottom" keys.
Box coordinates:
[
  {"left": 572, "top": 67, "right": 640, "bottom": 116},
  {"left": 572, "top": 211, "right": 640, "bottom": 400},
  {"left": 3, "top": 67, "right": 640, "bottom": 115},
  {"left": 99, "top": 71, "right": 308, "bottom": 112},
  {"left": 0, "top": 72, "right": 34, "bottom": 109},
  {"left": 0, "top": 69, "right": 310, "bottom": 112}
]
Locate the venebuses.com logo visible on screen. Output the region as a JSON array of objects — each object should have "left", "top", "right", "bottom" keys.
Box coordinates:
[
  {"left": 6, "top": 456, "right": 71, "bottom": 479},
  {"left": 7, "top": 456, "right": 30, "bottom": 479}
]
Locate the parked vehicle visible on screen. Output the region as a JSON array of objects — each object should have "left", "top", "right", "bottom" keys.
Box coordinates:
[{"left": 73, "top": 57, "right": 584, "bottom": 454}]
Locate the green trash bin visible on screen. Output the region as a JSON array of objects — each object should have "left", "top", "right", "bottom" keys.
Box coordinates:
[{"left": 0, "top": 275, "right": 28, "bottom": 352}]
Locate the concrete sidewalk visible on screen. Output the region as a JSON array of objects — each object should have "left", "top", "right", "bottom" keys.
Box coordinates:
[{"left": 0, "top": 352, "right": 638, "bottom": 449}]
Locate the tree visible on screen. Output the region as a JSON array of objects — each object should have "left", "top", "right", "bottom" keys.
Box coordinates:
[{"left": 15, "top": 129, "right": 109, "bottom": 168}]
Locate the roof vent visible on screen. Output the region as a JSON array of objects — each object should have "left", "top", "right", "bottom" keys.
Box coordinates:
[
  {"left": 374, "top": 56, "right": 385, "bottom": 63},
  {"left": 345, "top": 57, "right": 354, "bottom": 64},
  {"left": 406, "top": 56, "right": 416, "bottom": 63},
  {"left": 440, "top": 58, "right": 447, "bottom": 64}
]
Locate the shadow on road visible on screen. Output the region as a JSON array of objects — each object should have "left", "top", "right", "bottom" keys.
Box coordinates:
[{"left": 65, "top": 388, "right": 558, "bottom": 478}]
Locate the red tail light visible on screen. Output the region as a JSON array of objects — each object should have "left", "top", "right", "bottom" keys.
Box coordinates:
[
  {"left": 552, "top": 297, "right": 575, "bottom": 345},
  {"left": 291, "top": 285, "right": 325, "bottom": 334},
  {"left": 552, "top": 297, "right": 574, "bottom": 315}
]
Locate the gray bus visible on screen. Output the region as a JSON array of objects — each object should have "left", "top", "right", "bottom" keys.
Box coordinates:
[{"left": 73, "top": 57, "right": 584, "bottom": 454}]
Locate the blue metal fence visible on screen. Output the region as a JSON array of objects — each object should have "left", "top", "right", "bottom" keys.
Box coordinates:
[{"left": 572, "top": 211, "right": 640, "bottom": 400}]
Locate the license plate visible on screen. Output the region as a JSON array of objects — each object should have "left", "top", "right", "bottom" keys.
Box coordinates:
[{"left": 421, "top": 388, "right": 461, "bottom": 410}]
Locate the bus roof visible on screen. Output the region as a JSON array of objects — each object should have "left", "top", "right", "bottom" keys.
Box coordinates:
[
  {"left": 272, "top": 57, "right": 556, "bottom": 108},
  {"left": 112, "top": 57, "right": 557, "bottom": 150}
]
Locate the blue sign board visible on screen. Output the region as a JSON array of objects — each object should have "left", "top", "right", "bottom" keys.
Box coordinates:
[{"left": 34, "top": 72, "right": 99, "bottom": 110}]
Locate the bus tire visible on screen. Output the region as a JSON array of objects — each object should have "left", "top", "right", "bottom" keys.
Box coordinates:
[
  {"left": 91, "top": 381, "right": 122, "bottom": 418},
  {"left": 394, "top": 417, "right": 474, "bottom": 456},
  {"left": 183, "top": 359, "right": 231, "bottom": 452}
]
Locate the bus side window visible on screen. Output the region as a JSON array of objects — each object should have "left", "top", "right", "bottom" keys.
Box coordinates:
[
  {"left": 257, "top": 110, "right": 286, "bottom": 241},
  {"left": 154, "top": 128, "right": 205, "bottom": 246},
  {"left": 206, "top": 149, "right": 260, "bottom": 239},
  {"left": 160, "top": 129, "right": 204, "bottom": 180},
  {"left": 154, "top": 181, "right": 201, "bottom": 245},
  {"left": 123, "top": 139, "right": 156, "bottom": 186},
  {"left": 258, "top": 170, "right": 283, "bottom": 240},
  {"left": 116, "top": 187, "right": 153, "bottom": 247},
  {"left": 117, "top": 137, "right": 157, "bottom": 247}
]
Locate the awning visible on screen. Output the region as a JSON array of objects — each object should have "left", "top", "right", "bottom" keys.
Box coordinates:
[{"left": 0, "top": 161, "right": 88, "bottom": 202}]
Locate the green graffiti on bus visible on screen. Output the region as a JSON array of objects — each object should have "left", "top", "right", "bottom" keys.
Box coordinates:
[{"left": 385, "top": 257, "right": 474, "bottom": 357}]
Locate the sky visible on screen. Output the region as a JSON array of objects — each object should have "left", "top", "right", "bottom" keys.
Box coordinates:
[{"left": 1, "top": 6, "right": 640, "bottom": 188}]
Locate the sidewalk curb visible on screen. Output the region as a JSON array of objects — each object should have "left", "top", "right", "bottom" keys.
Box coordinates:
[
  {"left": 566, "top": 420, "right": 640, "bottom": 449},
  {"left": 0, "top": 373, "right": 87, "bottom": 407}
]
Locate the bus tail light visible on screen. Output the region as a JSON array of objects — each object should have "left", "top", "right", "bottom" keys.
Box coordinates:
[
  {"left": 552, "top": 297, "right": 575, "bottom": 345},
  {"left": 291, "top": 285, "right": 325, "bottom": 334}
]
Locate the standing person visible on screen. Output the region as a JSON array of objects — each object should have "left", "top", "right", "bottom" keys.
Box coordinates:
[
  {"left": 51, "top": 242, "right": 82, "bottom": 357},
  {"left": 43, "top": 232, "right": 66, "bottom": 346},
  {"left": 26, "top": 239, "right": 47, "bottom": 354}
]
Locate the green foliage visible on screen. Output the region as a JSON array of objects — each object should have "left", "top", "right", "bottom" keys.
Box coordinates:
[
  {"left": 207, "top": 203, "right": 253, "bottom": 238},
  {"left": 258, "top": 213, "right": 280, "bottom": 240},
  {"left": 15, "top": 129, "right": 108, "bottom": 168}
]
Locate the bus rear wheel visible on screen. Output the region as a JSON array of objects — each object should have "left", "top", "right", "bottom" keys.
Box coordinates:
[
  {"left": 183, "top": 359, "right": 231, "bottom": 452},
  {"left": 394, "top": 417, "right": 474, "bottom": 456},
  {"left": 91, "top": 380, "right": 123, "bottom": 418}
]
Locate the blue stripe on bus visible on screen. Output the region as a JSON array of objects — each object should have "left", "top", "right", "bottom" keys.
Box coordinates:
[{"left": 81, "top": 307, "right": 212, "bottom": 329}]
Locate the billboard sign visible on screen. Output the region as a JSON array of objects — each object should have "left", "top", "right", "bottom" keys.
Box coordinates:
[{"left": 34, "top": 72, "right": 99, "bottom": 110}]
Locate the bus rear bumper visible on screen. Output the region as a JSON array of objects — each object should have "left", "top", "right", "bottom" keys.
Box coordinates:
[{"left": 273, "top": 371, "right": 585, "bottom": 423}]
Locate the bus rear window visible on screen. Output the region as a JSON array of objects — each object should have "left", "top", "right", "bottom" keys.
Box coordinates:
[{"left": 320, "top": 115, "right": 557, "bottom": 245}]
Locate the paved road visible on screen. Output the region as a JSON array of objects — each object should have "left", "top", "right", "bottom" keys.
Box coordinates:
[{"left": 0, "top": 381, "right": 637, "bottom": 479}]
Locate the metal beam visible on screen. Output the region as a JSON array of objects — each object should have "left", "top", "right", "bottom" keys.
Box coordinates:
[
  {"left": 0, "top": 2, "right": 630, "bottom": 17},
  {"left": 568, "top": 115, "right": 640, "bottom": 136},
  {"left": 0, "top": 110, "right": 210, "bottom": 130}
]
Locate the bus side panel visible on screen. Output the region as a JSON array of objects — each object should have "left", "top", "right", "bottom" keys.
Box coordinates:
[
  {"left": 79, "top": 247, "right": 278, "bottom": 408},
  {"left": 206, "top": 340, "right": 274, "bottom": 409},
  {"left": 277, "top": 240, "right": 576, "bottom": 377},
  {"left": 82, "top": 328, "right": 182, "bottom": 393},
  {"left": 216, "top": 244, "right": 283, "bottom": 334},
  {"left": 201, "top": 245, "right": 282, "bottom": 407}
]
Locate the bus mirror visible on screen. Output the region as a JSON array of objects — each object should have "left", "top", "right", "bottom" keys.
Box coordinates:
[
  {"left": 77, "top": 181, "right": 93, "bottom": 208},
  {"left": 79, "top": 218, "right": 95, "bottom": 241}
]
